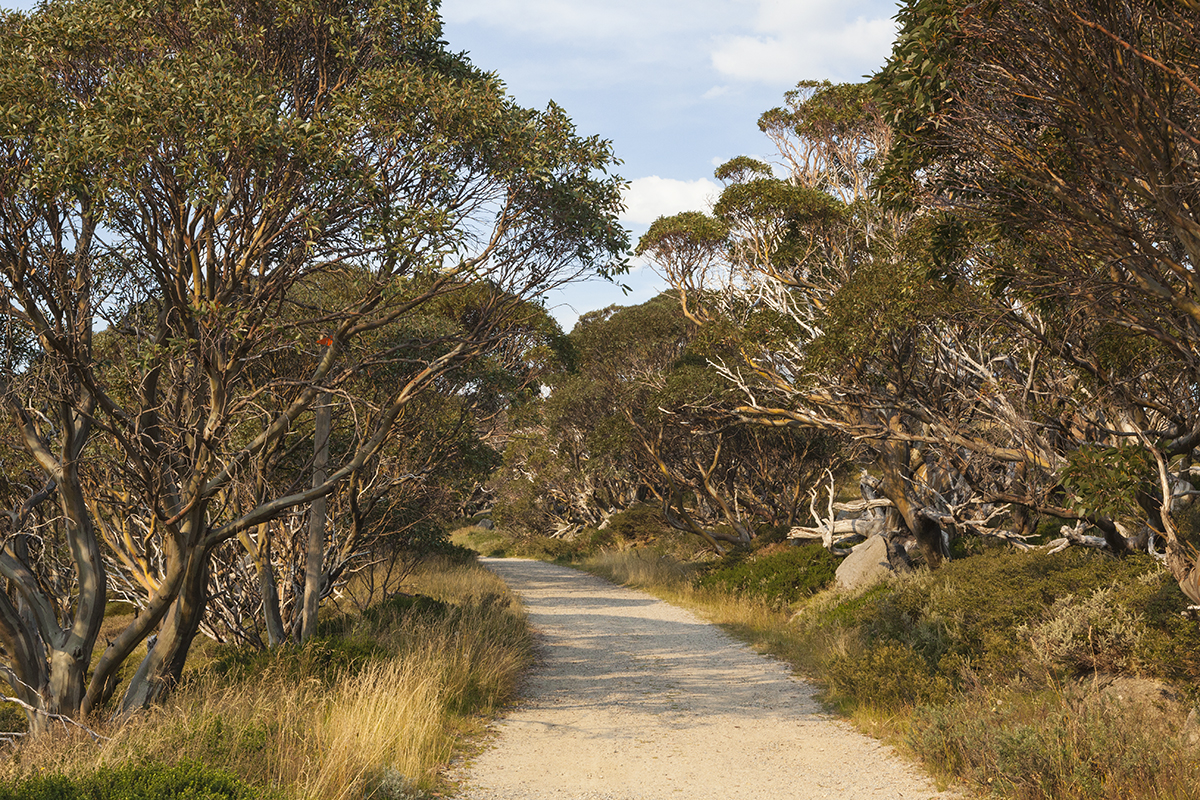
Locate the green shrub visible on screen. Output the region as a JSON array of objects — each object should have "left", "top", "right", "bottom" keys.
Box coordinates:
[
  {"left": 508, "top": 535, "right": 584, "bottom": 561},
  {"left": 1115, "top": 571, "right": 1200, "bottom": 693},
  {"left": 827, "top": 643, "right": 954, "bottom": 712},
  {"left": 0, "top": 761, "right": 259, "bottom": 800},
  {"left": 1023, "top": 587, "right": 1144, "bottom": 676},
  {"left": 602, "top": 504, "right": 673, "bottom": 543},
  {"left": 696, "top": 544, "right": 837, "bottom": 605},
  {"left": 907, "top": 689, "right": 1197, "bottom": 800},
  {"left": 0, "top": 701, "right": 25, "bottom": 733},
  {"left": 791, "top": 547, "right": 1189, "bottom": 717},
  {"left": 869, "top": 547, "right": 1164, "bottom": 681}
]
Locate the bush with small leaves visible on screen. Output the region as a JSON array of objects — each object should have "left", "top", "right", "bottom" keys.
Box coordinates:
[
  {"left": 0, "top": 761, "right": 258, "bottom": 800},
  {"left": 1023, "top": 587, "right": 1144, "bottom": 676},
  {"left": 696, "top": 543, "right": 837, "bottom": 605}
]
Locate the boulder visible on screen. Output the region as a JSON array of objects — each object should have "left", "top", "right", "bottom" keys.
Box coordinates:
[
  {"left": 835, "top": 535, "right": 895, "bottom": 592},
  {"left": 476, "top": 518, "right": 495, "bottom": 530}
]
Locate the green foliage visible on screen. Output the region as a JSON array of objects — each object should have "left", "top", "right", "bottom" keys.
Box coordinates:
[
  {"left": 1061, "top": 445, "right": 1154, "bottom": 520},
  {"left": 696, "top": 544, "right": 837, "bottom": 605},
  {"left": 450, "top": 524, "right": 514, "bottom": 557},
  {"left": 762, "top": 81, "right": 879, "bottom": 148},
  {"left": 1116, "top": 571, "right": 1200, "bottom": 689},
  {"left": 0, "top": 761, "right": 259, "bottom": 800},
  {"left": 635, "top": 211, "right": 729, "bottom": 257},
  {"left": 712, "top": 178, "right": 844, "bottom": 230},
  {"left": 827, "top": 643, "right": 955, "bottom": 712},
  {"left": 794, "top": 548, "right": 1187, "bottom": 715},
  {"left": 0, "top": 702, "right": 23, "bottom": 733},
  {"left": 601, "top": 504, "right": 675, "bottom": 543},
  {"left": 870, "top": 0, "right": 971, "bottom": 211},
  {"left": 1023, "top": 587, "right": 1144, "bottom": 676},
  {"left": 806, "top": 226, "right": 958, "bottom": 371}
]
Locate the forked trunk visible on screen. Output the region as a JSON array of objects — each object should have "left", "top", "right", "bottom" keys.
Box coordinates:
[{"left": 120, "top": 548, "right": 210, "bottom": 712}]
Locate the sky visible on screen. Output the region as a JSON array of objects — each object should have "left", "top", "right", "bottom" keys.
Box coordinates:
[
  {"left": 2, "top": 0, "right": 904, "bottom": 330},
  {"left": 438, "top": 0, "right": 903, "bottom": 328}
]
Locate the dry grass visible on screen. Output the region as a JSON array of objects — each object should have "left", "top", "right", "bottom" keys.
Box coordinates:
[
  {"left": 2, "top": 557, "right": 533, "bottom": 800},
  {"left": 583, "top": 548, "right": 699, "bottom": 589}
]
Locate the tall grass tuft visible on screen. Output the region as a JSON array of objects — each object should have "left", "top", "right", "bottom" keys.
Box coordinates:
[
  {"left": 304, "top": 658, "right": 447, "bottom": 800},
  {"left": 907, "top": 687, "right": 1200, "bottom": 800},
  {"left": 584, "top": 548, "right": 699, "bottom": 588}
]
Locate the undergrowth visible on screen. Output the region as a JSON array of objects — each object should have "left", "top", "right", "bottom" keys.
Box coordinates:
[{"left": 0, "top": 761, "right": 257, "bottom": 800}]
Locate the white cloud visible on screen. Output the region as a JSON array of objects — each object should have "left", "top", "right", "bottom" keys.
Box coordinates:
[
  {"left": 442, "top": 1, "right": 900, "bottom": 99},
  {"left": 621, "top": 176, "right": 719, "bottom": 225},
  {"left": 710, "top": 2, "right": 898, "bottom": 83}
]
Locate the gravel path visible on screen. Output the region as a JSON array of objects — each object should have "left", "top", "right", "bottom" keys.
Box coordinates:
[{"left": 454, "top": 558, "right": 959, "bottom": 800}]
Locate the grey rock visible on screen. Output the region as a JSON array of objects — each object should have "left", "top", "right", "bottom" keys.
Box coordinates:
[
  {"left": 835, "top": 535, "right": 895, "bottom": 592},
  {"left": 477, "top": 518, "right": 495, "bottom": 530}
]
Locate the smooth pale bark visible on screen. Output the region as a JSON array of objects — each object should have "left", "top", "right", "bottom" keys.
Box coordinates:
[
  {"left": 300, "top": 393, "right": 332, "bottom": 643},
  {"left": 82, "top": 555, "right": 186, "bottom": 716},
  {"left": 257, "top": 530, "right": 288, "bottom": 648},
  {"left": 0, "top": 420, "right": 106, "bottom": 732},
  {"left": 120, "top": 538, "right": 210, "bottom": 712}
]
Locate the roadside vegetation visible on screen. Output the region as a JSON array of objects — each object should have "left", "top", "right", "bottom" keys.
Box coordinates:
[
  {"left": 0, "top": 555, "right": 533, "bottom": 800},
  {"left": 460, "top": 507, "right": 1200, "bottom": 800}
]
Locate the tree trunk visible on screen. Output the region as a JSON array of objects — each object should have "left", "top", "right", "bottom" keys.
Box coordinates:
[
  {"left": 259, "top": 536, "right": 287, "bottom": 648},
  {"left": 0, "top": 590, "right": 48, "bottom": 734},
  {"left": 877, "top": 438, "right": 946, "bottom": 567},
  {"left": 45, "top": 461, "right": 106, "bottom": 723},
  {"left": 82, "top": 554, "right": 187, "bottom": 716},
  {"left": 120, "top": 547, "right": 210, "bottom": 712},
  {"left": 300, "top": 392, "right": 332, "bottom": 643}
]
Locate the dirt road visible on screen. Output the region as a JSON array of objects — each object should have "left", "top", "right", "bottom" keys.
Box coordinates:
[{"left": 455, "top": 558, "right": 957, "bottom": 800}]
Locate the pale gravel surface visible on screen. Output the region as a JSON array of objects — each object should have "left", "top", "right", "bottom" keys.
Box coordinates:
[{"left": 454, "top": 558, "right": 961, "bottom": 800}]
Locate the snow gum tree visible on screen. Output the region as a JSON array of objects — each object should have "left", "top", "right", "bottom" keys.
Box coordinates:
[
  {"left": 872, "top": 0, "right": 1200, "bottom": 600},
  {"left": 0, "top": 0, "right": 626, "bottom": 729},
  {"left": 638, "top": 4, "right": 1200, "bottom": 611}
]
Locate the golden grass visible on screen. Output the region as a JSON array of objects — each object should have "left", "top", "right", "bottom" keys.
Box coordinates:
[{"left": 2, "top": 556, "right": 534, "bottom": 800}]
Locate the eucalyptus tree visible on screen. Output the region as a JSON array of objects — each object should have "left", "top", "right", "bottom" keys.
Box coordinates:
[
  {"left": 0, "top": 0, "right": 625, "bottom": 728},
  {"left": 872, "top": 0, "right": 1200, "bottom": 599},
  {"left": 638, "top": 81, "right": 969, "bottom": 564},
  {"left": 638, "top": 80, "right": 1143, "bottom": 567},
  {"left": 492, "top": 293, "right": 834, "bottom": 552}
]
